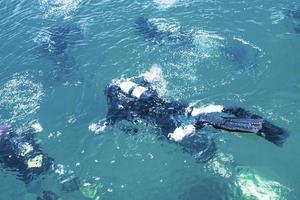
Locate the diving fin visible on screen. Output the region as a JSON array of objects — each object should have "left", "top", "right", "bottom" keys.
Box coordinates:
[
  {"left": 258, "top": 121, "right": 289, "bottom": 147},
  {"left": 198, "top": 115, "right": 264, "bottom": 133}
]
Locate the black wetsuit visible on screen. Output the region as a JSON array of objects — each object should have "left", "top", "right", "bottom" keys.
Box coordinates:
[
  {"left": 0, "top": 127, "right": 82, "bottom": 200},
  {"left": 105, "top": 82, "right": 288, "bottom": 147},
  {"left": 105, "top": 82, "right": 217, "bottom": 162},
  {"left": 0, "top": 127, "right": 53, "bottom": 184},
  {"left": 105, "top": 83, "right": 188, "bottom": 136}
]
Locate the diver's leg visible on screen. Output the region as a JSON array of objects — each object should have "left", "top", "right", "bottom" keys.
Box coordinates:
[
  {"left": 197, "top": 114, "right": 288, "bottom": 146},
  {"left": 187, "top": 104, "right": 261, "bottom": 119},
  {"left": 222, "top": 107, "right": 289, "bottom": 146},
  {"left": 163, "top": 100, "right": 189, "bottom": 115},
  {"left": 187, "top": 104, "right": 224, "bottom": 117},
  {"left": 222, "top": 106, "right": 261, "bottom": 119}
]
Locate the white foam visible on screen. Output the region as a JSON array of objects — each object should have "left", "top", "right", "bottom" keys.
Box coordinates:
[
  {"left": 149, "top": 18, "right": 181, "bottom": 33},
  {"left": 154, "top": 0, "right": 176, "bottom": 9},
  {"left": 39, "top": 0, "right": 82, "bottom": 18},
  {"left": 143, "top": 65, "right": 164, "bottom": 83},
  {"left": 236, "top": 168, "right": 291, "bottom": 200},
  {"left": 233, "top": 36, "right": 262, "bottom": 52},
  {"left": 55, "top": 164, "right": 66, "bottom": 176},
  {"left": 31, "top": 122, "right": 43, "bottom": 133},
  {"left": 142, "top": 65, "right": 168, "bottom": 96},
  {"left": 205, "top": 152, "right": 234, "bottom": 178},
  {"left": 88, "top": 121, "right": 107, "bottom": 134}
]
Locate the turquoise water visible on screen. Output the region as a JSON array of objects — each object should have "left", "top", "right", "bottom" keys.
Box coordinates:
[{"left": 0, "top": 0, "right": 299, "bottom": 199}]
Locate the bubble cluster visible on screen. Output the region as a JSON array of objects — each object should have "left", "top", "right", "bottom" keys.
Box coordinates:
[
  {"left": 192, "top": 30, "right": 224, "bottom": 59},
  {"left": 0, "top": 73, "right": 44, "bottom": 130},
  {"left": 235, "top": 167, "right": 291, "bottom": 200}
]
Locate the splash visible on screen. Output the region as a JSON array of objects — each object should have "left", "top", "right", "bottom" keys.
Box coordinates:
[
  {"left": 235, "top": 167, "right": 291, "bottom": 200},
  {"left": 0, "top": 73, "right": 44, "bottom": 130},
  {"left": 141, "top": 65, "right": 168, "bottom": 97},
  {"left": 88, "top": 119, "right": 108, "bottom": 134},
  {"left": 39, "top": 0, "right": 82, "bottom": 18}
]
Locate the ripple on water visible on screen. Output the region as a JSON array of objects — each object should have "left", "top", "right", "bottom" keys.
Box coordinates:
[{"left": 269, "top": 7, "right": 285, "bottom": 25}]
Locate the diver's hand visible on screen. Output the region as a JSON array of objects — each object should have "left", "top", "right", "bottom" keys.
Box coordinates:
[
  {"left": 168, "top": 125, "right": 196, "bottom": 142},
  {"left": 88, "top": 121, "right": 108, "bottom": 134},
  {"left": 189, "top": 105, "right": 224, "bottom": 117}
]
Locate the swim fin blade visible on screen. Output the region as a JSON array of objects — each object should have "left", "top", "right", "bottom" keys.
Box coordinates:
[{"left": 258, "top": 121, "right": 289, "bottom": 147}]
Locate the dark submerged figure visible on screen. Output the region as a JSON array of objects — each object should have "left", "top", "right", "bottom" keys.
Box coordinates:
[
  {"left": 36, "top": 22, "right": 83, "bottom": 56},
  {"left": 0, "top": 126, "right": 82, "bottom": 200},
  {"left": 103, "top": 78, "right": 288, "bottom": 155},
  {"left": 0, "top": 126, "right": 53, "bottom": 184},
  {"left": 222, "top": 38, "right": 260, "bottom": 68},
  {"left": 35, "top": 22, "right": 84, "bottom": 82},
  {"left": 135, "top": 17, "right": 260, "bottom": 68},
  {"left": 284, "top": 8, "right": 300, "bottom": 33},
  {"left": 134, "top": 17, "right": 192, "bottom": 45}
]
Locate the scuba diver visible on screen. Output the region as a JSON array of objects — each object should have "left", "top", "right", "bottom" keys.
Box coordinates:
[
  {"left": 35, "top": 22, "right": 83, "bottom": 56},
  {"left": 0, "top": 125, "right": 96, "bottom": 200},
  {"left": 134, "top": 17, "right": 261, "bottom": 68},
  {"left": 100, "top": 71, "right": 288, "bottom": 156},
  {"left": 134, "top": 17, "right": 192, "bottom": 45},
  {"left": 34, "top": 22, "right": 84, "bottom": 81},
  {"left": 0, "top": 125, "right": 59, "bottom": 199},
  {"left": 0, "top": 125, "right": 53, "bottom": 183}
]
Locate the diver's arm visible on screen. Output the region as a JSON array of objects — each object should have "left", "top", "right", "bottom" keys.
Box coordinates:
[
  {"left": 186, "top": 106, "right": 288, "bottom": 146},
  {"left": 168, "top": 125, "right": 196, "bottom": 142}
]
